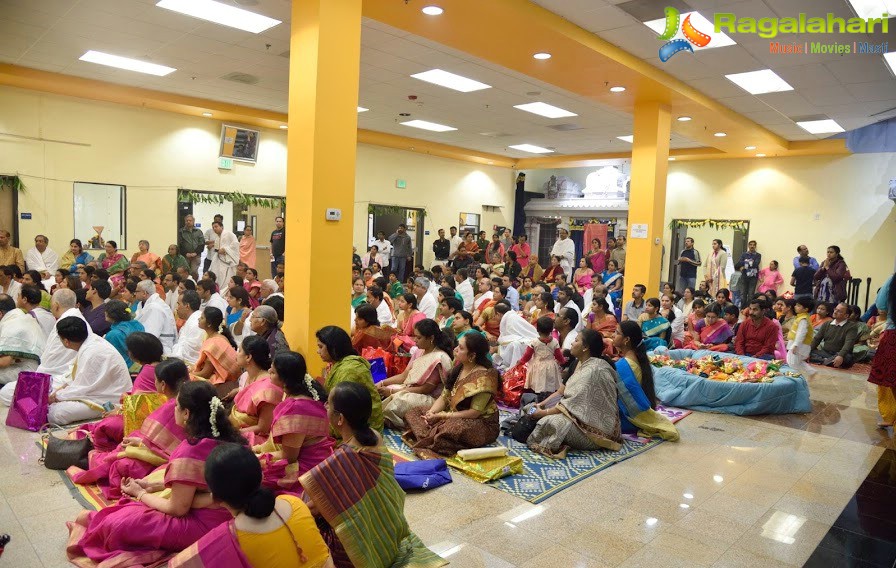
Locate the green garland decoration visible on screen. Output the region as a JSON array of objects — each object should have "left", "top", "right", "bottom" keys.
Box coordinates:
[
  {"left": 367, "top": 204, "right": 427, "bottom": 219},
  {"left": 668, "top": 219, "right": 749, "bottom": 233},
  {"left": 177, "top": 189, "right": 283, "bottom": 209},
  {"left": 0, "top": 175, "right": 26, "bottom": 193}
]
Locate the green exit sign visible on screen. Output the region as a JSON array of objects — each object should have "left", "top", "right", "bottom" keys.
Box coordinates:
[
  {"left": 218, "top": 157, "right": 234, "bottom": 170},
  {"left": 395, "top": 179, "right": 406, "bottom": 189}
]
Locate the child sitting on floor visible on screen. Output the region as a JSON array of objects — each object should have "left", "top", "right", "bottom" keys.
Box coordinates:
[{"left": 518, "top": 316, "right": 566, "bottom": 399}]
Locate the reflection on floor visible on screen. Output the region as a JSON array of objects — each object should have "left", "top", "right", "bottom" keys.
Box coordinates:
[{"left": 0, "top": 367, "right": 893, "bottom": 568}]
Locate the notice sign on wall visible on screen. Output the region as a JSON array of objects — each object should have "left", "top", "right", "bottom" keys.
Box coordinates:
[{"left": 630, "top": 223, "right": 648, "bottom": 239}]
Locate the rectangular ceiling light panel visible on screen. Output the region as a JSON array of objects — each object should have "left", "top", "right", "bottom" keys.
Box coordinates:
[
  {"left": 643, "top": 11, "right": 736, "bottom": 49},
  {"left": 156, "top": 0, "right": 281, "bottom": 33},
  {"left": 79, "top": 50, "right": 176, "bottom": 76},
  {"left": 725, "top": 69, "right": 794, "bottom": 95},
  {"left": 796, "top": 119, "right": 845, "bottom": 134},
  {"left": 846, "top": 0, "right": 896, "bottom": 19},
  {"left": 410, "top": 69, "right": 491, "bottom": 92},
  {"left": 885, "top": 51, "right": 896, "bottom": 76},
  {"left": 400, "top": 119, "right": 457, "bottom": 132},
  {"left": 617, "top": 135, "right": 634, "bottom": 143},
  {"left": 509, "top": 144, "right": 553, "bottom": 153},
  {"left": 513, "top": 102, "right": 577, "bottom": 118}
]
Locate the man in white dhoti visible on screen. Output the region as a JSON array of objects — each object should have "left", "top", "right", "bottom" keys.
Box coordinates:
[
  {"left": 25, "top": 234, "right": 59, "bottom": 286},
  {"left": 0, "top": 294, "right": 47, "bottom": 385},
  {"left": 0, "top": 289, "right": 89, "bottom": 406},
  {"left": 496, "top": 308, "right": 539, "bottom": 369},
  {"left": 550, "top": 226, "right": 575, "bottom": 275},
  {"left": 47, "top": 317, "right": 131, "bottom": 425},
  {"left": 454, "top": 269, "right": 475, "bottom": 312},
  {"left": 171, "top": 290, "right": 204, "bottom": 365},
  {"left": 209, "top": 220, "right": 239, "bottom": 290},
  {"left": 134, "top": 280, "right": 177, "bottom": 355}
]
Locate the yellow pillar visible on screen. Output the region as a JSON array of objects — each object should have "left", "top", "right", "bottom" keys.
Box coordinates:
[
  {"left": 283, "top": 0, "right": 362, "bottom": 373},
  {"left": 624, "top": 101, "right": 671, "bottom": 299}
]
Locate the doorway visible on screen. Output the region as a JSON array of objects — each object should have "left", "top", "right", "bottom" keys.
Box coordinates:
[
  {"left": 668, "top": 219, "right": 750, "bottom": 287},
  {"left": 0, "top": 176, "right": 21, "bottom": 247},
  {"left": 368, "top": 205, "right": 425, "bottom": 273}
]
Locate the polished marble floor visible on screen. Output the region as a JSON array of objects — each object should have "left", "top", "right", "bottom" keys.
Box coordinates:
[{"left": 1, "top": 367, "right": 894, "bottom": 568}]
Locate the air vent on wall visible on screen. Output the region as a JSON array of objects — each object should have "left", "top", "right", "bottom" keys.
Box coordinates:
[
  {"left": 547, "top": 123, "right": 584, "bottom": 131},
  {"left": 221, "top": 72, "right": 260, "bottom": 85}
]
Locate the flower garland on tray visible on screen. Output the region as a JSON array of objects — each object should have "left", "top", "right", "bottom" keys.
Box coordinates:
[{"left": 649, "top": 354, "right": 803, "bottom": 383}]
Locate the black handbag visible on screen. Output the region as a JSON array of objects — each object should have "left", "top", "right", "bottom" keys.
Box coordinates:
[
  {"left": 509, "top": 414, "right": 539, "bottom": 444},
  {"left": 39, "top": 424, "right": 92, "bottom": 470}
]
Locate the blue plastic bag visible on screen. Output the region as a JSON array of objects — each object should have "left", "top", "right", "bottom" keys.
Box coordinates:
[
  {"left": 394, "top": 459, "right": 452, "bottom": 491},
  {"left": 369, "top": 358, "right": 387, "bottom": 383}
]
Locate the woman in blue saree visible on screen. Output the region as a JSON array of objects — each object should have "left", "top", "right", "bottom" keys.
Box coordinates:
[
  {"left": 612, "top": 321, "right": 679, "bottom": 441},
  {"left": 638, "top": 298, "right": 671, "bottom": 351},
  {"left": 60, "top": 239, "right": 94, "bottom": 274},
  {"left": 602, "top": 259, "right": 624, "bottom": 307}
]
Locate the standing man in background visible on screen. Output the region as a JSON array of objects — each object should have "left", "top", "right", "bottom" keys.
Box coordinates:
[
  {"left": 389, "top": 224, "right": 413, "bottom": 283},
  {"left": 736, "top": 240, "right": 762, "bottom": 308},
  {"left": 371, "top": 230, "right": 392, "bottom": 275},
  {"left": 550, "top": 226, "right": 575, "bottom": 275},
  {"left": 432, "top": 229, "right": 450, "bottom": 267},
  {"left": 447, "top": 226, "right": 463, "bottom": 266},
  {"left": 677, "top": 237, "right": 701, "bottom": 292},
  {"left": 178, "top": 214, "right": 205, "bottom": 278},
  {"left": 269, "top": 216, "right": 285, "bottom": 278},
  {"left": 203, "top": 213, "right": 224, "bottom": 275}
]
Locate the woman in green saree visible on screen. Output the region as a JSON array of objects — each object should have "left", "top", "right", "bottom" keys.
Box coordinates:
[{"left": 316, "top": 326, "right": 383, "bottom": 435}]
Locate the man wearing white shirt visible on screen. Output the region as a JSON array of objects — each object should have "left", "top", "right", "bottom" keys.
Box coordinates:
[
  {"left": 447, "top": 226, "right": 463, "bottom": 265},
  {"left": 47, "top": 317, "right": 131, "bottom": 425},
  {"left": 17, "top": 286, "right": 56, "bottom": 337},
  {"left": 554, "top": 286, "right": 584, "bottom": 331},
  {"left": 555, "top": 307, "right": 579, "bottom": 351},
  {"left": 414, "top": 277, "right": 438, "bottom": 319},
  {"left": 163, "top": 272, "right": 180, "bottom": 314},
  {"left": 171, "top": 290, "right": 204, "bottom": 365},
  {"left": 0, "top": 293, "right": 46, "bottom": 386},
  {"left": 454, "top": 269, "right": 474, "bottom": 312},
  {"left": 0, "top": 266, "right": 22, "bottom": 303},
  {"left": 197, "top": 280, "right": 228, "bottom": 316},
  {"left": 550, "top": 226, "right": 575, "bottom": 275},
  {"left": 25, "top": 234, "right": 59, "bottom": 284},
  {"left": 134, "top": 280, "right": 177, "bottom": 355},
  {"left": 370, "top": 231, "right": 392, "bottom": 274},
  {"left": 366, "top": 286, "right": 395, "bottom": 326},
  {"left": 501, "top": 275, "right": 520, "bottom": 311},
  {"left": 0, "top": 289, "right": 88, "bottom": 406}
]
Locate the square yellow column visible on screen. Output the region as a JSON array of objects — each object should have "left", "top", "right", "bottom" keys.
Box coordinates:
[
  {"left": 624, "top": 101, "right": 671, "bottom": 300},
  {"left": 283, "top": 0, "right": 362, "bottom": 373}
]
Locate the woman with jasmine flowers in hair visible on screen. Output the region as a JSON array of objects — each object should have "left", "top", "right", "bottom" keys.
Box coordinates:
[
  {"left": 66, "top": 381, "right": 246, "bottom": 568},
  {"left": 254, "top": 352, "right": 334, "bottom": 496},
  {"left": 190, "top": 307, "right": 240, "bottom": 391}
]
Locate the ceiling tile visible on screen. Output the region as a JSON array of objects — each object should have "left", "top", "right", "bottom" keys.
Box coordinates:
[
  {"left": 825, "top": 56, "right": 895, "bottom": 84},
  {"left": 844, "top": 80, "right": 896, "bottom": 103}
]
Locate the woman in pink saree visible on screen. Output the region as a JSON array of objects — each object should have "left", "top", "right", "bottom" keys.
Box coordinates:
[
  {"left": 190, "top": 307, "right": 241, "bottom": 387},
  {"left": 67, "top": 381, "right": 246, "bottom": 568},
  {"left": 70, "top": 358, "right": 188, "bottom": 501},
  {"left": 255, "top": 351, "right": 334, "bottom": 496},
  {"left": 573, "top": 258, "right": 595, "bottom": 295},
  {"left": 392, "top": 293, "right": 426, "bottom": 352},
  {"left": 684, "top": 305, "right": 733, "bottom": 352},
  {"left": 80, "top": 332, "right": 165, "bottom": 453},
  {"left": 98, "top": 240, "right": 130, "bottom": 286},
  {"left": 228, "top": 336, "right": 282, "bottom": 446}
]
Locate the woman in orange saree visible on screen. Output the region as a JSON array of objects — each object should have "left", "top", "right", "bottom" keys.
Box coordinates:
[{"left": 191, "top": 307, "right": 241, "bottom": 393}]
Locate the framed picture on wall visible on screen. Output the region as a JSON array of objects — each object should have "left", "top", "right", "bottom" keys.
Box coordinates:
[{"left": 220, "top": 124, "right": 260, "bottom": 163}]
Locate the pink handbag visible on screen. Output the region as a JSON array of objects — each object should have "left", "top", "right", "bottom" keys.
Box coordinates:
[{"left": 5, "top": 371, "right": 51, "bottom": 431}]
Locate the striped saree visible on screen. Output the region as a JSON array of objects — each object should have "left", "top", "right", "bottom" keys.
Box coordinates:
[{"left": 299, "top": 444, "right": 446, "bottom": 568}]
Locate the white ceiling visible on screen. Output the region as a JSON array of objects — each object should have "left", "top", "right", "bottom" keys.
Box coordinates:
[
  {"left": 1, "top": 0, "right": 893, "bottom": 157},
  {"left": 533, "top": 0, "right": 896, "bottom": 140}
]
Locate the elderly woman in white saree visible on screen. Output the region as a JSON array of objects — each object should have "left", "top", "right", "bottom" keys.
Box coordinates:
[
  {"left": 377, "top": 319, "right": 453, "bottom": 429},
  {"left": 496, "top": 308, "right": 539, "bottom": 369},
  {"left": 526, "top": 329, "right": 623, "bottom": 459}
]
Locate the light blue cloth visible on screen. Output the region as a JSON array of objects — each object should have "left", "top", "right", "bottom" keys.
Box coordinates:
[
  {"left": 875, "top": 275, "right": 894, "bottom": 330},
  {"left": 651, "top": 348, "right": 812, "bottom": 416},
  {"left": 105, "top": 320, "right": 145, "bottom": 370}
]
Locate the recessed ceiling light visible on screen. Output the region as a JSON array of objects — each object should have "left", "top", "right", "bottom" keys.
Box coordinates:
[
  {"left": 400, "top": 119, "right": 457, "bottom": 132},
  {"left": 885, "top": 51, "right": 896, "bottom": 76},
  {"left": 725, "top": 69, "right": 794, "bottom": 95},
  {"left": 156, "top": 0, "right": 280, "bottom": 33},
  {"left": 279, "top": 125, "right": 287, "bottom": 129},
  {"left": 533, "top": 52, "right": 552, "bottom": 60},
  {"left": 513, "top": 102, "right": 577, "bottom": 119},
  {"left": 202, "top": 112, "right": 213, "bottom": 117},
  {"left": 617, "top": 135, "right": 634, "bottom": 143},
  {"left": 421, "top": 5, "right": 443, "bottom": 16},
  {"left": 714, "top": 132, "right": 727, "bottom": 137},
  {"left": 677, "top": 116, "right": 691, "bottom": 122},
  {"left": 411, "top": 69, "right": 491, "bottom": 92},
  {"left": 796, "top": 119, "right": 845, "bottom": 134},
  {"left": 357, "top": 106, "right": 369, "bottom": 113},
  {"left": 79, "top": 50, "right": 176, "bottom": 76},
  {"left": 745, "top": 145, "right": 756, "bottom": 150},
  {"left": 509, "top": 144, "right": 553, "bottom": 154},
  {"left": 643, "top": 11, "right": 736, "bottom": 49},
  {"left": 610, "top": 86, "right": 626, "bottom": 93},
  {"left": 756, "top": 153, "right": 766, "bottom": 157},
  {"left": 845, "top": 0, "right": 896, "bottom": 19},
  {"left": 668, "top": 157, "right": 676, "bottom": 161}
]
